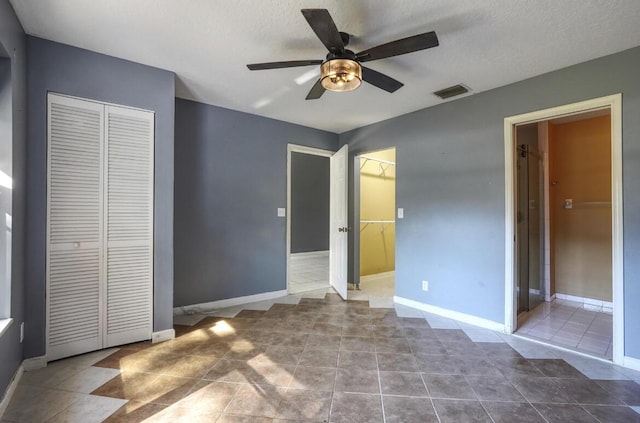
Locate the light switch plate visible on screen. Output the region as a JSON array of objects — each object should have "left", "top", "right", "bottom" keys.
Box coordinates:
[
  {"left": 397, "top": 208, "right": 404, "bottom": 219},
  {"left": 277, "top": 208, "right": 286, "bottom": 217}
]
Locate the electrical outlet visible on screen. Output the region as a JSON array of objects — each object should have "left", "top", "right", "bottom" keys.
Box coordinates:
[
  {"left": 422, "top": 280, "right": 429, "bottom": 291},
  {"left": 20, "top": 322, "right": 24, "bottom": 343}
]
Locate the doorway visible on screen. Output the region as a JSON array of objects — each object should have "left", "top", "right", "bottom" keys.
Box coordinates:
[
  {"left": 352, "top": 148, "right": 396, "bottom": 306},
  {"left": 286, "top": 144, "right": 349, "bottom": 299},
  {"left": 287, "top": 146, "right": 332, "bottom": 294},
  {"left": 504, "top": 95, "right": 623, "bottom": 363}
]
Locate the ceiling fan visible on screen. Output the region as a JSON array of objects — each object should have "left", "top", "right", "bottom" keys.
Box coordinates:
[{"left": 247, "top": 9, "right": 439, "bottom": 100}]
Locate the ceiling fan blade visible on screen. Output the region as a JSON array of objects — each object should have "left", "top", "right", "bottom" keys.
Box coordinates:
[
  {"left": 356, "top": 31, "right": 439, "bottom": 62},
  {"left": 301, "top": 9, "right": 345, "bottom": 54},
  {"left": 247, "top": 60, "right": 323, "bottom": 71},
  {"left": 361, "top": 66, "right": 404, "bottom": 93},
  {"left": 305, "top": 78, "right": 326, "bottom": 100}
]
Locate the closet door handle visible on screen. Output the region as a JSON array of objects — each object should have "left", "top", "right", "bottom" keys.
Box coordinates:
[{"left": 338, "top": 227, "right": 351, "bottom": 232}]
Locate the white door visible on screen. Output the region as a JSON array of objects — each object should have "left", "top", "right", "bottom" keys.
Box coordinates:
[
  {"left": 47, "top": 94, "right": 154, "bottom": 361},
  {"left": 330, "top": 144, "right": 349, "bottom": 299},
  {"left": 47, "top": 96, "right": 105, "bottom": 361},
  {"left": 104, "top": 106, "right": 154, "bottom": 347}
]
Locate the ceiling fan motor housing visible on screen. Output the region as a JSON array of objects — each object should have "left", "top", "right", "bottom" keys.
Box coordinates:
[{"left": 320, "top": 58, "right": 362, "bottom": 92}]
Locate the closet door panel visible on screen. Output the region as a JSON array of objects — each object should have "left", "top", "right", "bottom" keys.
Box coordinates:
[
  {"left": 47, "top": 96, "right": 104, "bottom": 361},
  {"left": 105, "top": 106, "right": 154, "bottom": 346}
]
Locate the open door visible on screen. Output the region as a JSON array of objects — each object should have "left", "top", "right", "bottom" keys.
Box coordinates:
[{"left": 330, "top": 144, "right": 348, "bottom": 299}]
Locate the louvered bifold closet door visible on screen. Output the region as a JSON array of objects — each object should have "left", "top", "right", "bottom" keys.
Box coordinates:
[
  {"left": 47, "top": 95, "right": 104, "bottom": 361},
  {"left": 104, "top": 105, "right": 154, "bottom": 347}
]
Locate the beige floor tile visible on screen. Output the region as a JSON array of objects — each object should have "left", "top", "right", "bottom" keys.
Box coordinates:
[
  {"left": 44, "top": 395, "right": 127, "bottom": 423},
  {"left": 140, "top": 404, "right": 219, "bottom": 423},
  {"left": 102, "top": 400, "right": 167, "bottom": 423},
  {"left": 56, "top": 367, "right": 121, "bottom": 394},
  {"left": 2, "top": 385, "right": 84, "bottom": 423}
]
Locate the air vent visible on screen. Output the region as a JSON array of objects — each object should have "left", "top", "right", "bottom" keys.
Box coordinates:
[{"left": 433, "top": 84, "right": 470, "bottom": 100}]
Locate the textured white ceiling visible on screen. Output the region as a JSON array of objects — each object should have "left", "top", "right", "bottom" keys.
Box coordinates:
[{"left": 10, "top": 0, "right": 640, "bottom": 133}]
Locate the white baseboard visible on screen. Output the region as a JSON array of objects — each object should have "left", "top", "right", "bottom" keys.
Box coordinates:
[
  {"left": 174, "top": 289, "right": 288, "bottom": 315},
  {"left": 290, "top": 250, "right": 329, "bottom": 259},
  {"left": 555, "top": 293, "right": 613, "bottom": 311},
  {"left": 152, "top": 329, "right": 175, "bottom": 343},
  {"left": 512, "top": 333, "right": 613, "bottom": 364},
  {"left": 22, "top": 356, "right": 46, "bottom": 371},
  {"left": 360, "top": 271, "right": 395, "bottom": 282},
  {"left": 545, "top": 293, "right": 556, "bottom": 302},
  {"left": 393, "top": 296, "right": 505, "bottom": 333},
  {"left": 0, "top": 365, "right": 23, "bottom": 418},
  {"left": 623, "top": 355, "right": 640, "bottom": 372}
]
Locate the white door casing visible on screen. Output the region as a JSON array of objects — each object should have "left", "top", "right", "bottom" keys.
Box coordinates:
[
  {"left": 503, "top": 94, "right": 623, "bottom": 365},
  {"left": 330, "top": 144, "right": 349, "bottom": 299}
]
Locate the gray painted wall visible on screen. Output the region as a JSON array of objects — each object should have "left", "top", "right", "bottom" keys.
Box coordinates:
[
  {"left": 340, "top": 46, "right": 640, "bottom": 359},
  {"left": 0, "top": 0, "right": 27, "bottom": 398},
  {"left": 25, "top": 37, "right": 175, "bottom": 358},
  {"left": 291, "top": 152, "right": 329, "bottom": 253},
  {"left": 174, "top": 99, "right": 337, "bottom": 307}
]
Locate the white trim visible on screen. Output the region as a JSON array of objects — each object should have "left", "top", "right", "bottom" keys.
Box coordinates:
[
  {"left": 151, "top": 329, "right": 175, "bottom": 343},
  {"left": 360, "top": 271, "right": 395, "bottom": 282},
  {"left": 0, "top": 365, "right": 23, "bottom": 418},
  {"left": 394, "top": 296, "right": 505, "bottom": 333},
  {"left": 174, "top": 289, "right": 289, "bottom": 315},
  {"left": 286, "top": 144, "right": 335, "bottom": 295},
  {"left": 512, "top": 334, "right": 613, "bottom": 364},
  {"left": 290, "top": 250, "right": 329, "bottom": 259},
  {"left": 623, "top": 356, "right": 640, "bottom": 372},
  {"left": 49, "top": 92, "right": 154, "bottom": 114},
  {"left": 504, "top": 94, "right": 624, "bottom": 366},
  {"left": 610, "top": 94, "right": 624, "bottom": 365},
  {"left": 22, "top": 356, "right": 46, "bottom": 371},
  {"left": 555, "top": 293, "right": 613, "bottom": 309},
  {"left": 0, "top": 318, "right": 13, "bottom": 338}
]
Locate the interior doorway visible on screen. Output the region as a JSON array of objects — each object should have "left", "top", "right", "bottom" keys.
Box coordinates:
[
  {"left": 504, "top": 95, "right": 623, "bottom": 363},
  {"left": 352, "top": 147, "right": 396, "bottom": 306},
  {"left": 286, "top": 146, "right": 332, "bottom": 294}
]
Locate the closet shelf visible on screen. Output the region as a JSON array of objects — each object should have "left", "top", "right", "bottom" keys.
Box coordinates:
[
  {"left": 360, "top": 155, "right": 395, "bottom": 177},
  {"left": 360, "top": 220, "right": 395, "bottom": 232}
]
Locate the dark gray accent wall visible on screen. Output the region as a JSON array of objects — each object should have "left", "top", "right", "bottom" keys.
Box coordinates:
[
  {"left": 0, "top": 0, "right": 26, "bottom": 398},
  {"left": 25, "top": 37, "right": 175, "bottom": 358},
  {"left": 291, "top": 152, "right": 329, "bottom": 253},
  {"left": 339, "top": 46, "right": 640, "bottom": 359},
  {"left": 174, "top": 99, "right": 337, "bottom": 307}
]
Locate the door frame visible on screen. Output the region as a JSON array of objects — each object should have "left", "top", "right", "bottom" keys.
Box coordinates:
[
  {"left": 286, "top": 144, "right": 334, "bottom": 294},
  {"left": 353, "top": 147, "right": 397, "bottom": 291},
  {"left": 503, "top": 94, "right": 623, "bottom": 364}
]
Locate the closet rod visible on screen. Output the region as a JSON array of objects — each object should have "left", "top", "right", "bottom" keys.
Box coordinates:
[
  {"left": 360, "top": 155, "right": 396, "bottom": 165},
  {"left": 360, "top": 220, "right": 395, "bottom": 232}
]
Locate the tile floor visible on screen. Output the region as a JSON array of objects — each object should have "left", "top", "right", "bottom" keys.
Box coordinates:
[
  {"left": 349, "top": 272, "right": 395, "bottom": 308},
  {"left": 516, "top": 298, "right": 613, "bottom": 359},
  {"left": 3, "top": 290, "right": 640, "bottom": 423},
  {"left": 289, "top": 253, "right": 329, "bottom": 294}
]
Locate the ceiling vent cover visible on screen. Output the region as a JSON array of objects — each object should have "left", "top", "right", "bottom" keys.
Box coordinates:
[{"left": 433, "top": 84, "right": 469, "bottom": 99}]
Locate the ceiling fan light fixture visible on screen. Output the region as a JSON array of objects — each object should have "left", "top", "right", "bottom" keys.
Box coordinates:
[{"left": 320, "top": 59, "right": 362, "bottom": 92}]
